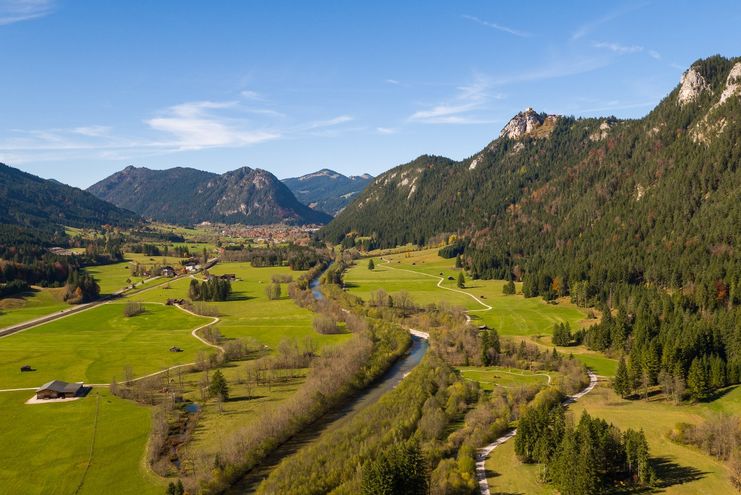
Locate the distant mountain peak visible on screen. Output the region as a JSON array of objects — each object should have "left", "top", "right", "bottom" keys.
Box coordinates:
[
  {"left": 499, "top": 107, "right": 559, "bottom": 140},
  {"left": 88, "top": 166, "right": 330, "bottom": 225},
  {"left": 283, "top": 169, "right": 374, "bottom": 216}
]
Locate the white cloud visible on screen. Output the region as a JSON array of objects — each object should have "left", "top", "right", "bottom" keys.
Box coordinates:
[
  {"left": 376, "top": 127, "right": 397, "bottom": 135},
  {"left": 592, "top": 41, "right": 644, "bottom": 54},
  {"left": 0, "top": 0, "right": 55, "bottom": 26},
  {"left": 240, "top": 89, "right": 264, "bottom": 100},
  {"left": 306, "top": 115, "right": 353, "bottom": 129},
  {"left": 408, "top": 76, "right": 497, "bottom": 124},
  {"left": 571, "top": 4, "right": 646, "bottom": 41},
  {"left": 385, "top": 79, "right": 401, "bottom": 85},
  {"left": 648, "top": 50, "right": 661, "bottom": 60},
  {"left": 146, "top": 100, "right": 280, "bottom": 150},
  {"left": 72, "top": 125, "right": 112, "bottom": 137},
  {"left": 462, "top": 14, "right": 532, "bottom": 38}
]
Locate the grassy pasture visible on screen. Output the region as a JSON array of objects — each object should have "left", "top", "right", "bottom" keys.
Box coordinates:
[
  {"left": 0, "top": 390, "right": 161, "bottom": 495},
  {"left": 0, "top": 302, "right": 210, "bottom": 388},
  {"left": 130, "top": 261, "right": 351, "bottom": 351},
  {"left": 0, "top": 287, "right": 68, "bottom": 328},
  {"left": 457, "top": 366, "right": 553, "bottom": 391}
]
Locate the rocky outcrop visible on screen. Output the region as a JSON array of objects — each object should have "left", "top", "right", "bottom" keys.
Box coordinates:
[
  {"left": 499, "top": 108, "right": 559, "bottom": 140},
  {"left": 678, "top": 67, "right": 709, "bottom": 105},
  {"left": 590, "top": 120, "right": 613, "bottom": 142},
  {"left": 719, "top": 62, "right": 741, "bottom": 105}
]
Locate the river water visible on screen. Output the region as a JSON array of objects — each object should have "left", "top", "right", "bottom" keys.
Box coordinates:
[{"left": 229, "top": 264, "right": 429, "bottom": 493}]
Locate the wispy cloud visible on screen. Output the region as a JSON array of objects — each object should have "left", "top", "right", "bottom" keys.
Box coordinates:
[
  {"left": 385, "top": 79, "right": 400, "bottom": 85},
  {"left": 408, "top": 76, "right": 501, "bottom": 124},
  {"left": 571, "top": 4, "right": 646, "bottom": 41},
  {"left": 376, "top": 127, "right": 397, "bottom": 135},
  {"left": 462, "top": 14, "right": 532, "bottom": 38},
  {"left": 146, "top": 100, "right": 279, "bottom": 150},
  {"left": 0, "top": 0, "right": 55, "bottom": 26},
  {"left": 306, "top": 115, "right": 353, "bottom": 129},
  {"left": 592, "top": 41, "right": 662, "bottom": 60},
  {"left": 592, "top": 41, "right": 644, "bottom": 54}
]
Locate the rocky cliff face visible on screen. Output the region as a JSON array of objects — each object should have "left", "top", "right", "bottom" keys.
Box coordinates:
[
  {"left": 719, "top": 62, "right": 741, "bottom": 104},
  {"left": 678, "top": 67, "right": 709, "bottom": 105},
  {"left": 499, "top": 108, "right": 559, "bottom": 139}
]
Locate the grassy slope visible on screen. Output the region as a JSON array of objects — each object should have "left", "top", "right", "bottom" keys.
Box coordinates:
[
  {"left": 0, "top": 302, "right": 210, "bottom": 388},
  {"left": 0, "top": 390, "right": 161, "bottom": 495}
]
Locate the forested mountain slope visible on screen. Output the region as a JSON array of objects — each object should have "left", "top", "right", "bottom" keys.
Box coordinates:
[
  {"left": 322, "top": 56, "right": 741, "bottom": 385},
  {"left": 0, "top": 163, "right": 139, "bottom": 230},
  {"left": 283, "top": 169, "right": 374, "bottom": 215},
  {"left": 89, "top": 165, "right": 332, "bottom": 225},
  {"left": 322, "top": 56, "right": 740, "bottom": 293}
]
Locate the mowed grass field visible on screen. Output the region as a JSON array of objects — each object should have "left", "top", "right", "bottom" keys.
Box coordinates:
[
  {"left": 346, "top": 249, "right": 590, "bottom": 337},
  {"left": 0, "top": 302, "right": 211, "bottom": 388},
  {"left": 130, "top": 262, "right": 351, "bottom": 351},
  {"left": 458, "top": 366, "right": 553, "bottom": 391},
  {"left": 0, "top": 390, "right": 162, "bottom": 495},
  {"left": 486, "top": 383, "right": 741, "bottom": 494},
  {"left": 0, "top": 287, "right": 68, "bottom": 328}
]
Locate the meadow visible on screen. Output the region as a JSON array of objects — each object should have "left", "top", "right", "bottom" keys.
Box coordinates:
[
  {"left": 0, "top": 302, "right": 210, "bottom": 388},
  {"left": 457, "top": 366, "right": 553, "bottom": 391},
  {"left": 0, "top": 389, "right": 162, "bottom": 495},
  {"left": 0, "top": 287, "right": 68, "bottom": 328}
]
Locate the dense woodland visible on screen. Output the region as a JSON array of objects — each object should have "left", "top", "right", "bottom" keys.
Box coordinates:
[{"left": 321, "top": 56, "right": 741, "bottom": 399}]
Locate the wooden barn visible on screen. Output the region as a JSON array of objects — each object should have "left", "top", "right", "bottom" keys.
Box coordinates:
[{"left": 36, "top": 380, "right": 83, "bottom": 400}]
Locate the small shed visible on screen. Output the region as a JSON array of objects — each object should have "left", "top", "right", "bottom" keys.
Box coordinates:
[{"left": 36, "top": 380, "right": 83, "bottom": 400}]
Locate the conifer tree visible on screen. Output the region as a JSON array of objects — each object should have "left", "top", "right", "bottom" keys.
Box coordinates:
[
  {"left": 368, "top": 258, "right": 375, "bottom": 270},
  {"left": 614, "top": 356, "right": 631, "bottom": 398},
  {"left": 457, "top": 271, "right": 465, "bottom": 289}
]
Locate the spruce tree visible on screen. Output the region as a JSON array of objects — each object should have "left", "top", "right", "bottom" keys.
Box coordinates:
[
  {"left": 687, "top": 357, "right": 711, "bottom": 401},
  {"left": 613, "top": 356, "right": 630, "bottom": 398},
  {"left": 457, "top": 271, "right": 465, "bottom": 288},
  {"left": 368, "top": 258, "right": 375, "bottom": 270}
]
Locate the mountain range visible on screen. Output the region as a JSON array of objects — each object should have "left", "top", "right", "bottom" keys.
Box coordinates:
[
  {"left": 282, "top": 169, "right": 373, "bottom": 216},
  {"left": 0, "top": 163, "right": 139, "bottom": 230},
  {"left": 321, "top": 55, "right": 740, "bottom": 292},
  {"left": 88, "top": 166, "right": 333, "bottom": 225}
]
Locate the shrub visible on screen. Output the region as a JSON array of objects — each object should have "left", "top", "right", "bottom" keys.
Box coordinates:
[{"left": 123, "top": 301, "right": 145, "bottom": 317}]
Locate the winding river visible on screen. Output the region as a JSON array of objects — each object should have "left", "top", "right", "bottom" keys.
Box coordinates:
[{"left": 229, "top": 263, "right": 429, "bottom": 493}]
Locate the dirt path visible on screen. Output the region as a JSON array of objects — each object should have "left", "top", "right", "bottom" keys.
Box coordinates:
[
  {"left": 379, "top": 257, "right": 492, "bottom": 312},
  {"left": 474, "top": 369, "right": 599, "bottom": 495}
]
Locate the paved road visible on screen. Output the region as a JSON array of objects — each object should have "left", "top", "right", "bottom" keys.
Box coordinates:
[{"left": 475, "top": 369, "right": 599, "bottom": 495}]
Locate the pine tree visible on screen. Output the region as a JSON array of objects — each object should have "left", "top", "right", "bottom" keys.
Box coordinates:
[
  {"left": 368, "top": 258, "right": 375, "bottom": 270},
  {"left": 455, "top": 254, "right": 462, "bottom": 268},
  {"left": 614, "top": 356, "right": 630, "bottom": 398},
  {"left": 457, "top": 271, "right": 465, "bottom": 289},
  {"left": 687, "top": 357, "right": 711, "bottom": 401},
  {"left": 503, "top": 279, "right": 516, "bottom": 295}
]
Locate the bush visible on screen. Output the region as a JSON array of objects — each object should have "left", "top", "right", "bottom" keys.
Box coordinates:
[
  {"left": 265, "top": 283, "right": 282, "bottom": 300},
  {"left": 313, "top": 314, "right": 341, "bottom": 334},
  {"left": 123, "top": 301, "right": 145, "bottom": 317}
]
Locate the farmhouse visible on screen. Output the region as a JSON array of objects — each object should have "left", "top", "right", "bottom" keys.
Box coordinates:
[
  {"left": 36, "top": 380, "right": 83, "bottom": 400},
  {"left": 161, "top": 266, "right": 176, "bottom": 277}
]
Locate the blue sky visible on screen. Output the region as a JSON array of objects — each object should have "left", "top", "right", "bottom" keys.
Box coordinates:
[{"left": 1, "top": 0, "right": 740, "bottom": 188}]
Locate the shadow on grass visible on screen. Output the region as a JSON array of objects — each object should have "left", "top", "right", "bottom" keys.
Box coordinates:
[
  {"left": 228, "top": 394, "right": 266, "bottom": 402},
  {"left": 706, "top": 384, "right": 738, "bottom": 402},
  {"left": 652, "top": 456, "right": 707, "bottom": 488},
  {"left": 342, "top": 281, "right": 359, "bottom": 289}
]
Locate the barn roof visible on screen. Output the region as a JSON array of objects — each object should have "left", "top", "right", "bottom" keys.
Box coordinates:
[{"left": 37, "top": 380, "right": 82, "bottom": 393}]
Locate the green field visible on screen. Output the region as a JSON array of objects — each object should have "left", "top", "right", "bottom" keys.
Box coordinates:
[
  {"left": 0, "top": 302, "right": 211, "bottom": 388},
  {"left": 0, "top": 390, "right": 161, "bottom": 495},
  {"left": 458, "top": 366, "right": 553, "bottom": 391},
  {"left": 486, "top": 382, "right": 740, "bottom": 494},
  {"left": 0, "top": 287, "right": 68, "bottom": 328},
  {"left": 130, "top": 262, "right": 350, "bottom": 351},
  {"left": 346, "top": 249, "right": 590, "bottom": 337}
]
